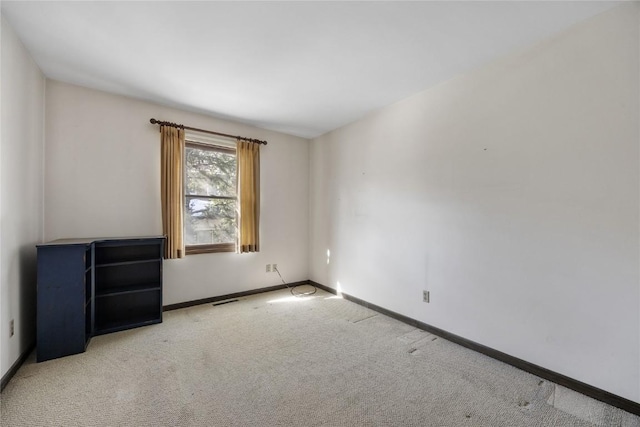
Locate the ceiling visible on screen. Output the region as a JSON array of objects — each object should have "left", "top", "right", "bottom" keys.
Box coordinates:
[{"left": 2, "top": 1, "right": 619, "bottom": 139}]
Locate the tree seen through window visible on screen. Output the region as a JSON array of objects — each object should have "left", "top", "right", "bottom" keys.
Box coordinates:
[{"left": 184, "top": 143, "right": 237, "bottom": 248}]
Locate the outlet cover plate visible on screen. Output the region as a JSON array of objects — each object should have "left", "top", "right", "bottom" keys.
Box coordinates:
[{"left": 423, "top": 291, "right": 430, "bottom": 303}]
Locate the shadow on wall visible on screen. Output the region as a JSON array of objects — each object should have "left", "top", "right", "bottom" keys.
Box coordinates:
[{"left": 18, "top": 245, "right": 37, "bottom": 350}]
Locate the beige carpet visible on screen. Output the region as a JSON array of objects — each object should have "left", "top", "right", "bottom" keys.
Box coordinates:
[{"left": 1, "top": 288, "right": 638, "bottom": 426}]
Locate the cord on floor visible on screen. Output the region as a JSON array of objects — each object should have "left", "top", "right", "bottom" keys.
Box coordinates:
[{"left": 274, "top": 266, "right": 317, "bottom": 297}]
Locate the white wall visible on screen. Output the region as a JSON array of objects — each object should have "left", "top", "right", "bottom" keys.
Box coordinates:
[
  {"left": 0, "top": 16, "right": 45, "bottom": 378},
  {"left": 45, "top": 81, "right": 309, "bottom": 305},
  {"left": 309, "top": 3, "right": 640, "bottom": 402}
]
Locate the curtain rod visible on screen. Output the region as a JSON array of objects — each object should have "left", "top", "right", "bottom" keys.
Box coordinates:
[{"left": 149, "top": 118, "right": 267, "bottom": 145}]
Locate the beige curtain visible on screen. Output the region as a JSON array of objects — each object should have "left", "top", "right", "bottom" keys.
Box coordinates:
[
  {"left": 160, "top": 125, "right": 185, "bottom": 259},
  {"left": 237, "top": 140, "right": 260, "bottom": 253}
]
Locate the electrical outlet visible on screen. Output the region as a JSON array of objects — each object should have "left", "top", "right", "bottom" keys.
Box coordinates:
[
  {"left": 266, "top": 264, "right": 271, "bottom": 273},
  {"left": 272, "top": 264, "right": 278, "bottom": 272},
  {"left": 10, "top": 319, "right": 14, "bottom": 337},
  {"left": 423, "top": 291, "right": 430, "bottom": 303}
]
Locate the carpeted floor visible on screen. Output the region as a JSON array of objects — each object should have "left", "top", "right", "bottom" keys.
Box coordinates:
[{"left": 1, "top": 288, "right": 638, "bottom": 426}]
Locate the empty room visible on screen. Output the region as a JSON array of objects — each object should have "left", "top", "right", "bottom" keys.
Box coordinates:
[{"left": 1, "top": 1, "right": 639, "bottom": 426}]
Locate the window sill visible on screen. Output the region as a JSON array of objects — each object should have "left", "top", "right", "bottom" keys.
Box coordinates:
[{"left": 185, "top": 243, "right": 235, "bottom": 255}]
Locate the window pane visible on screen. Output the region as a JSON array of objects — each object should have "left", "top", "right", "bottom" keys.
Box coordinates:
[
  {"left": 185, "top": 145, "right": 236, "bottom": 197},
  {"left": 184, "top": 198, "right": 237, "bottom": 245}
]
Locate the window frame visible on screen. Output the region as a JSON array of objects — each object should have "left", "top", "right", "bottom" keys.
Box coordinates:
[{"left": 183, "top": 140, "right": 237, "bottom": 255}]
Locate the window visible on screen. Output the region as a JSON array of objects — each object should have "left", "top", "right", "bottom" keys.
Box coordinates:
[{"left": 184, "top": 140, "right": 237, "bottom": 254}]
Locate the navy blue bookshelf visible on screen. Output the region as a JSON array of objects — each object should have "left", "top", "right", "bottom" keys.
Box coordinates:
[{"left": 36, "top": 236, "right": 165, "bottom": 362}]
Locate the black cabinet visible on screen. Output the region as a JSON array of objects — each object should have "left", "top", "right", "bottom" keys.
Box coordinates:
[
  {"left": 36, "top": 244, "right": 90, "bottom": 362},
  {"left": 36, "top": 236, "right": 165, "bottom": 362}
]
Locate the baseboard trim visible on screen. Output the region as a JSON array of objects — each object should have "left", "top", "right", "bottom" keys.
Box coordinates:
[
  {"left": 1, "top": 343, "right": 34, "bottom": 392},
  {"left": 309, "top": 280, "right": 640, "bottom": 416},
  {"left": 163, "top": 281, "right": 310, "bottom": 311}
]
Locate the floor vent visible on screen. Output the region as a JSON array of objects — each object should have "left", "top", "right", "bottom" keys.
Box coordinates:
[{"left": 212, "top": 299, "right": 239, "bottom": 307}]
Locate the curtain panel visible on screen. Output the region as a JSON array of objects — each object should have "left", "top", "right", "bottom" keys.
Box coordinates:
[
  {"left": 160, "top": 125, "right": 185, "bottom": 259},
  {"left": 237, "top": 140, "right": 260, "bottom": 253}
]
